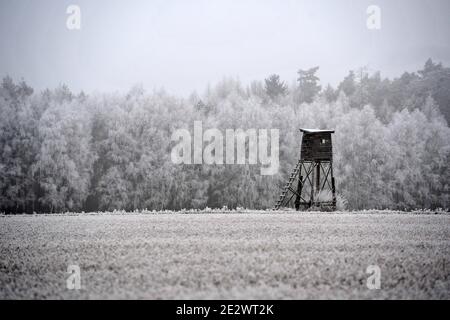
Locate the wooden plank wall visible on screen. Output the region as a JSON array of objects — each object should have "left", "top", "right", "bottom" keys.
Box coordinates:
[{"left": 300, "top": 133, "right": 333, "bottom": 161}]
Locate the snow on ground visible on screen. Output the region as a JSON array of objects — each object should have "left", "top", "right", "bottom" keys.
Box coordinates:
[{"left": 0, "top": 213, "right": 449, "bottom": 299}]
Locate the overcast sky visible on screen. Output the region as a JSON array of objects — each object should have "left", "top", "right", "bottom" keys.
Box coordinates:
[{"left": 1, "top": 0, "right": 449, "bottom": 96}]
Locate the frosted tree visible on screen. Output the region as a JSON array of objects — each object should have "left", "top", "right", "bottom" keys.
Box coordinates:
[
  {"left": 296, "top": 67, "right": 321, "bottom": 104},
  {"left": 338, "top": 71, "right": 357, "bottom": 97},
  {"left": 0, "top": 77, "right": 38, "bottom": 213},
  {"left": 36, "top": 96, "right": 95, "bottom": 212},
  {"left": 264, "top": 74, "right": 288, "bottom": 101},
  {"left": 323, "top": 84, "right": 338, "bottom": 103}
]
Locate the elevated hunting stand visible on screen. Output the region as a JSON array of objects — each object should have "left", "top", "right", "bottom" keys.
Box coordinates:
[{"left": 274, "top": 129, "right": 336, "bottom": 211}]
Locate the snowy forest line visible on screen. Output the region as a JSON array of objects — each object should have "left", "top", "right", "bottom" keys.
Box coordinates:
[{"left": 1, "top": 59, "right": 449, "bottom": 213}]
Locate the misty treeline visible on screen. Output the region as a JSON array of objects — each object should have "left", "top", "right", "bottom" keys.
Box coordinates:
[{"left": 1, "top": 59, "right": 449, "bottom": 213}]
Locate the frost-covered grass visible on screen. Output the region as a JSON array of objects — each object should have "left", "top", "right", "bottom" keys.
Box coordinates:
[
  {"left": 4, "top": 207, "right": 446, "bottom": 216},
  {"left": 0, "top": 213, "right": 449, "bottom": 299}
]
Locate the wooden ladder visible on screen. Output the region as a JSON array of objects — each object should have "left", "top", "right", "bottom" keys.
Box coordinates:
[{"left": 273, "top": 160, "right": 301, "bottom": 210}]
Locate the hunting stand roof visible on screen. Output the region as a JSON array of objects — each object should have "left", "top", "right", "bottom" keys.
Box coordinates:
[{"left": 300, "top": 128, "right": 335, "bottom": 134}]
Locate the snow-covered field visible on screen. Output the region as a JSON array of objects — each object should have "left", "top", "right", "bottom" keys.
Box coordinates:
[{"left": 0, "top": 212, "right": 449, "bottom": 299}]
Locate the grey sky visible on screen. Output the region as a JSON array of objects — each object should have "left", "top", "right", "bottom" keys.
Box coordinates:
[{"left": 1, "top": 0, "right": 449, "bottom": 96}]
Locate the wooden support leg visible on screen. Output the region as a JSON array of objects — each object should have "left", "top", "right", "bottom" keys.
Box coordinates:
[
  {"left": 332, "top": 177, "right": 337, "bottom": 210},
  {"left": 316, "top": 161, "right": 321, "bottom": 195},
  {"left": 310, "top": 163, "right": 315, "bottom": 208},
  {"left": 295, "top": 175, "right": 303, "bottom": 211}
]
